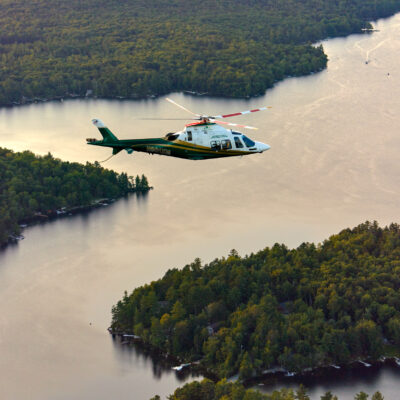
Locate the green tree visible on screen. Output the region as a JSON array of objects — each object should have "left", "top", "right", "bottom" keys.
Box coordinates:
[
  {"left": 239, "top": 352, "right": 253, "bottom": 380},
  {"left": 354, "top": 393, "right": 369, "bottom": 400},
  {"left": 296, "top": 385, "right": 310, "bottom": 400},
  {"left": 320, "top": 392, "right": 338, "bottom": 400},
  {"left": 140, "top": 174, "right": 149, "bottom": 189}
]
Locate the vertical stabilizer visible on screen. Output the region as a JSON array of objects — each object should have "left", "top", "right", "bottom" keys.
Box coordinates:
[{"left": 92, "top": 119, "right": 118, "bottom": 142}]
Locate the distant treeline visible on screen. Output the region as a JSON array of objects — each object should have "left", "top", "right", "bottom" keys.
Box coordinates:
[
  {"left": 0, "top": 147, "right": 150, "bottom": 245},
  {"left": 1, "top": 0, "right": 400, "bottom": 103},
  {"left": 112, "top": 221, "right": 400, "bottom": 379},
  {"left": 152, "top": 379, "right": 384, "bottom": 400}
]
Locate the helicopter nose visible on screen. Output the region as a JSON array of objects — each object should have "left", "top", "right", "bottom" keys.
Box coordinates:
[{"left": 259, "top": 143, "right": 270, "bottom": 152}]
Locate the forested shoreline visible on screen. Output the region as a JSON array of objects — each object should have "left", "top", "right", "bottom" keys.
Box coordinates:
[
  {"left": 0, "top": 147, "right": 151, "bottom": 246},
  {"left": 111, "top": 222, "right": 400, "bottom": 380},
  {"left": 153, "top": 378, "right": 384, "bottom": 400},
  {"left": 1, "top": 0, "right": 400, "bottom": 104}
]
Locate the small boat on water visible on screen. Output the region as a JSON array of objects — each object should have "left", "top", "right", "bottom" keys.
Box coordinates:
[
  {"left": 331, "top": 364, "right": 341, "bottom": 369},
  {"left": 361, "top": 28, "right": 380, "bottom": 32},
  {"left": 172, "top": 363, "right": 191, "bottom": 371},
  {"left": 394, "top": 358, "right": 400, "bottom": 366},
  {"left": 10, "top": 234, "right": 24, "bottom": 241},
  {"left": 123, "top": 334, "right": 141, "bottom": 340},
  {"left": 358, "top": 360, "right": 372, "bottom": 367}
]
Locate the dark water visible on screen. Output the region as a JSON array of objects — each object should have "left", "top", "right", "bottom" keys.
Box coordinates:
[
  {"left": 0, "top": 13, "right": 400, "bottom": 400},
  {"left": 253, "top": 360, "right": 400, "bottom": 399}
]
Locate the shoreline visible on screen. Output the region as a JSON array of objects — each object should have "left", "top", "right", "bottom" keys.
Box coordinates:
[
  {"left": 0, "top": 90, "right": 268, "bottom": 109},
  {"left": 0, "top": 25, "right": 382, "bottom": 109},
  {"left": 108, "top": 329, "right": 400, "bottom": 386},
  {"left": 246, "top": 356, "right": 400, "bottom": 388},
  {"left": 1, "top": 189, "right": 152, "bottom": 250},
  {"left": 0, "top": 67, "right": 325, "bottom": 109},
  {"left": 108, "top": 329, "right": 217, "bottom": 381}
]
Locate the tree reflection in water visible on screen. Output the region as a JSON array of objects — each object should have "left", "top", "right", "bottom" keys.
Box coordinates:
[{"left": 111, "top": 334, "right": 203, "bottom": 382}]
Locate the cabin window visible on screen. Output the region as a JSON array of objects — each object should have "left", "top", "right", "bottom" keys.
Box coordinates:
[
  {"left": 221, "top": 139, "right": 232, "bottom": 150},
  {"left": 242, "top": 135, "right": 255, "bottom": 148},
  {"left": 187, "top": 131, "right": 192, "bottom": 141},
  {"left": 234, "top": 137, "right": 244, "bottom": 148},
  {"left": 211, "top": 140, "right": 221, "bottom": 150}
]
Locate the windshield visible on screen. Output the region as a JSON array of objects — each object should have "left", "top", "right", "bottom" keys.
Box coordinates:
[{"left": 242, "top": 135, "right": 255, "bottom": 147}]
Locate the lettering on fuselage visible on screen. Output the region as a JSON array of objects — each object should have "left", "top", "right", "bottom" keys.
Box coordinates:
[
  {"left": 211, "top": 134, "right": 228, "bottom": 139},
  {"left": 146, "top": 146, "right": 171, "bottom": 155}
]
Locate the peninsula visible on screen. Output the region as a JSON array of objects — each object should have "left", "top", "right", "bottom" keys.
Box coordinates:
[
  {"left": 1, "top": 0, "right": 400, "bottom": 104},
  {"left": 0, "top": 147, "right": 150, "bottom": 247},
  {"left": 111, "top": 222, "right": 400, "bottom": 380}
]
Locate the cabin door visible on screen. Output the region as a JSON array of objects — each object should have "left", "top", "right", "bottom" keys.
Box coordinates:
[{"left": 195, "top": 129, "right": 204, "bottom": 146}]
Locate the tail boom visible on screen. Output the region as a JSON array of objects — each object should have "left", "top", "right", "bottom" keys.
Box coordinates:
[{"left": 87, "top": 119, "right": 128, "bottom": 155}]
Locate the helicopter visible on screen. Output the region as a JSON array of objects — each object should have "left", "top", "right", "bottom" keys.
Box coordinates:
[{"left": 86, "top": 98, "right": 271, "bottom": 160}]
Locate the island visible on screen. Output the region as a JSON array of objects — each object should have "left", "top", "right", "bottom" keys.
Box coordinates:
[
  {"left": 1, "top": 0, "right": 400, "bottom": 104},
  {"left": 0, "top": 147, "right": 151, "bottom": 247},
  {"left": 111, "top": 221, "right": 400, "bottom": 381}
]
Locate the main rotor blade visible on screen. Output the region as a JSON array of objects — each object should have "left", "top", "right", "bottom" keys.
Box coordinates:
[
  {"left": 136, "top": 118, "right": 193, "bottom": 120},
  {"left": 210, "top": 119, "right": 258, "bottom": 130},
  {"left": 213, "top": 106, "right": 271, "bottom": 119},
  {"left": 165, "top": 98, "right": 200, "bottom": 117}
]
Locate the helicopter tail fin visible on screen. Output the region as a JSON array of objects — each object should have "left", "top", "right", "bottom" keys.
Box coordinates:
[{"left": 92, "top": 119, "right": 118, "bottom": 143}]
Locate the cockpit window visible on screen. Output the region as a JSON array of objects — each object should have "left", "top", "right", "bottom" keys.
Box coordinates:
[
  {"left": 234, "top": 137, "right": 244, "bottom": 148},
  {"left": 187, "top": 131, "right": 192, "bottom": 141},
  {"left": 166, "top": 132, "right": 179, "bottom": 141},
  {"left": 242, "top": 135, "right": 255, "bottom": 148}
]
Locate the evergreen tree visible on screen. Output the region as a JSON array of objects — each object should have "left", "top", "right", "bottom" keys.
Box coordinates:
[{"left": 296, "top": 385, "right": 310, "bottom": 400}]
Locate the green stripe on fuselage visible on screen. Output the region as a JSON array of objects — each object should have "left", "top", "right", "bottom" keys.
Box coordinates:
[
  {"left": 88, "top": 137, "right": 251, "bottom": 160},
  {"left": 129, "top": 139, "right": 250, "bottom": 160}
]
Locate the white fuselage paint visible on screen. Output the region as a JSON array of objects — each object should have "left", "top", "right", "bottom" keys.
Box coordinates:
[{"left": 175, "top": 123, "right": 270, "bottom": 153}]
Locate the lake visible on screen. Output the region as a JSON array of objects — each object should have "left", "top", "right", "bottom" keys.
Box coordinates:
[{"left": 0, "top": 13, "right": 400, "bottom": 400}]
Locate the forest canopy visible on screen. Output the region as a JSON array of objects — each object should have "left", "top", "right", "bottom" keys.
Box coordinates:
[
  {"left": 154, "top": 378, "right": 385, "bottom": 400},
  {"left": 0, "top": 147, "right": 150, "bottom": 245},
  {"left": 112, "top": 221, "right": 400, "bottom": 379},
  {"left": 1, "top": 0, "right": 400, "bottom": 103}
]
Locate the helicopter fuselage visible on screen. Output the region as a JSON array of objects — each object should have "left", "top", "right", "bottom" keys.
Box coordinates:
[{"left": 87, "top": 120, "right": 270, "bottom": 160}]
